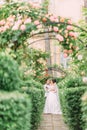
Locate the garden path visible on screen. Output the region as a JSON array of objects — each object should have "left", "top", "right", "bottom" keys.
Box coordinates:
[{"left": 38, "top": 114, "right": 69, "bottom": 130}]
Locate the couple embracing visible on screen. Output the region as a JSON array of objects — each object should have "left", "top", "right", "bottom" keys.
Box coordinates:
[{"left": 44, "top": 78, "right": 62, "bottom": 115}]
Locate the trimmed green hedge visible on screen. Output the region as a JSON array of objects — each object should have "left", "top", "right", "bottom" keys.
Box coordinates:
[
  {"left": 0, "top": 53, "right": 22, "bottom": 91},
  {"left": 82, "top": 92, "right": 87, "bottom": 130},
  {"left": 24, "top": 76, "right": 43, "bottom": 89},
  {"left": 0, "top": 91, "right": 31, "bottom": 130},
  {"left": 58, "top": 75, "right": 85, "bottom": 89},
  {"left": 60, "top": 87, "right": 87, "bottom": 130},
  {"left": 21, "top": 87, "right": 45, "bottom": 130}
]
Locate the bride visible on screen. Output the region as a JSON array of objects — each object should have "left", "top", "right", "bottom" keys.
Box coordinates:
[{"left": 44, "top": 79, "right": 62, "bottom": 114}]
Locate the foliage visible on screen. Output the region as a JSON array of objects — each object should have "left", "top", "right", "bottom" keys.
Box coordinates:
[
  {"left": 0, "top": 91, "right": 31, "bottom": 130},
  {"left": 42, "top": 0, "right": 49, "bottom": 13},
  {"left": 16, "top": 47, "right": 49, "bottom": 79},
  {"left": 81, "top": 91, "right": 87, "bottom": 130},
  {"left": 60, "top": 87, "right": 87, "bottom": 130},
  {"left": 23, "top": 75, "right": 43, "bottom": 89},
  {"left": 0, "top": 52, "right": 22, "bottom": 91},
  {"left": 0, "top": 1, "right": 83, "bottom": 81},
  {"left": 58, "top": 74, "right": 86, "bottom": 89},
  {"left": 4, "top": 47, "right": 49, "bottom": 82},
  {"left": 21, "top": 87, "right": 45, "bottom": 130},
  {"left": 69, "top": 8, "right": 87, "bottom": 76}
]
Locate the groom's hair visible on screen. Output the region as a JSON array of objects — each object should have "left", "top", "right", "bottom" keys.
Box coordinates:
[{"left": 52, "top": 78, "right": 56, "bottom": 83}]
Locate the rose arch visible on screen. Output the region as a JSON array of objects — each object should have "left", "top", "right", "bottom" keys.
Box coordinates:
[{"left": 0, "top": 1, "right": 87, "bottom": 77}]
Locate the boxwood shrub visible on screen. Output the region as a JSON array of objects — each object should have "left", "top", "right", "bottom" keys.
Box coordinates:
[
  {"left": 58, "top": 75, "right": 85, "bottom": 89},
  {"left": 60, "top": 87, "right": 87, "bottom": 130},
  {"left": 21, "top": 87, "right": 45, "bottom": 130},
  {"left": 0, "top": 91, "right": 31, "bottom": 130},
  {"left": 24, "top": 75, "right": 43, "bottom": 89},
  {"left": 81, "top": 92, "right": 87, "bottom": 130},
  {"left": 0, "top": 53, "right": 22, "bottom": 91}
]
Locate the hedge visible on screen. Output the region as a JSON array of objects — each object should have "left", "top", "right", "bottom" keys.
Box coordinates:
[
  {"left": 21, "top": 87, "right": 45, "bottom": 130},
  {"left": 58, "top": 75, "right": 85, "bottom": 89},
  {"left": 81, "top": 91, "right": 87, "bottom": 130},
  {"left": 0, "top": 53, "right": 22, "bottom": 91},
  {"left": 60, "top": 87, "right": 87, "bottom": 130},
  {"left": 24, "top": 76, "right": 43, "bottom": 89},
  {"left": 0, "top": 91, "right": 31, "bottom": 130}
]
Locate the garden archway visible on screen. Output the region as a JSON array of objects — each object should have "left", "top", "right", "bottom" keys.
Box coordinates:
[{"left": 0, "top": 1, "right": 87, "bottom": 78}]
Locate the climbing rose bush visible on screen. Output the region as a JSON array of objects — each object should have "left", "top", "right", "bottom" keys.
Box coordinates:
[{"left": 0, "top": 2, "right": 78, "bottom": 56}]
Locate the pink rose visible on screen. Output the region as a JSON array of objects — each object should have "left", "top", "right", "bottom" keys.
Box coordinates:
[
  {"left": 68, "top": 19, "right": 72, "bottom": 24},
  {"left": 20, "top": 24, "right": 26, "bottom": 31},
  {"left": 54, "top": 18, "right": 58, "bottom": 22},
  {"left": 24, "top": 18, "right": 31, "bottom": 24},
  {"left": 49, "top": 16, "right": 55, "bottom": 22},
  {"left": 0, "top": 26, "right": 6, "bottom": 32},
  {"left": 69, "top": 32, "right": 74, "bottom": 37},
  {"left": 34, "top": 20, "right": 39, "bottom": 25},
  {"left": 53, "top": 15, "right": 58, "bottom": 22},
  {"left": 13, "top": 21, "right": 21, "bottom": 29},
  {"left": 37, "top": 24, "right": 42, "bottom": 29},
  {"left": 56, "top": 34, "right": 64, "bottom": 42},
  {"left": 67, "top": 25, "right": 73, "bottom": 30},
  {"left": 7, "top": 16, "right": 15, "bottom": 22},
  {"left": 53, "top": 26, "right": 58, "bottom": 32},
  {"left": 12, "top": 25, "right": 19, "bottom": 30},
  {"left": 0, "top": 20, "right": 5, "bottom": 26},
  {"left": 16, "top": 20, "right": 22, "bottom": 26},
  {"left": 73, "top": 32, "right": 78, "bottom": 39},
  {"left": 77, "top": 55, "right": 83, "bottom": 60},
  {"left": 69, "top": 32, "right": 78, "bottom": 38}
]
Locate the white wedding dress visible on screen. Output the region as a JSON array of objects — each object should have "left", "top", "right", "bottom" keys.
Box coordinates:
[{"left": 44, "top": 85, "right": 62, "bottom": 114}]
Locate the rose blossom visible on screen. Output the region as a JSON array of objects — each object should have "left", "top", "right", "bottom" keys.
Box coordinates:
[
  {"left": 68, "top": 19, "right": 72, "bottom": 24},
  {"left": 56, "top": 34, "right": 64, "bottom": 42},
  {"left": 12, "top": 25, "right": 19, "bottom": 30},
  {"left": 0, "top": 20, "right": 5, "bottom": 26},
  {"left": 49, "top": 16, "right": 55, "bottom": 22},
  {"left": 37, "top": 24, "right": 42, "bottom": 29},
  {"left": 53, "top": 26, "right": 58, "bottom": 32},
  {"left": 16, "top": 20, "right": 22, "bottom": 26},
  {"left": 69, "top": 32, "right": 78, "bottom": 39},
  {"left": 20, "top": 24, "right": 26, "bottom": 31},
  {"left": 67, "top": 25, "right": 73, "bottom": 30},
  {"left": 7, "top": 16, "right": 15, "bottom": 22},
  {"left": 77, "top": 55, "right": 83, "bottom": 60},
  {"left": 0, "top": 26, "right": 6, "bottom": 32},
  {"left": 54, "top": 18, "right": 58, "bottom": 22},
  {"left": 34, "top": 20, "right": 39, "bottom": 25},
  {"left": 24, "top": 18, "right": 31, "bottom": 24},
  {"left": 73, "top": 32, "right": 78, "bottom": 39}
]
